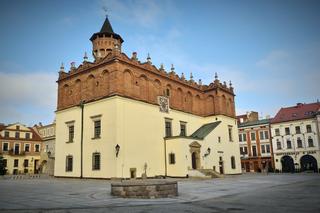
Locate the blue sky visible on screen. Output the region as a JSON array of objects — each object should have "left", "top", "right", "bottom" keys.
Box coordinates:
[{"left": 0, "top": 0, "right": 319, "bottom": 126}]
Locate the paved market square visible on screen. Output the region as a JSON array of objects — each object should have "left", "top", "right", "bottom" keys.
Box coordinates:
[{"left": 0, "top": 173, "right": 319, "bottom": 212}]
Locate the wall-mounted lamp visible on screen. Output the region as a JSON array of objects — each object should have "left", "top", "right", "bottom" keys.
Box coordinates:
[
  {"left": 204, "top": 147, "right": 211, "bottom": 157},
  {"left": 115, "top": 144, "right": 120, "bottom": 157}
]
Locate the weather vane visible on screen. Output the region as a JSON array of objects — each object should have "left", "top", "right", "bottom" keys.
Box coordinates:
[{"left": 102, "top": 6, "right": 109, "bottom": 18}]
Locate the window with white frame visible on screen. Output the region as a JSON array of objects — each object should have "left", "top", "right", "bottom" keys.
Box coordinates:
[
  {"left": 276, "top": 140, "right": 281, "bottom": 150},
  {"left": 65, "top": 121, "right": 75, "bottom": 143},
  {"left": 260, "top": 131, "right": 265, "bottom": 140},
  {"left": 91, "top": 115, "right": 102, "bottom": 139},
  {"left": 297, "top": 137, "right": 303, "bottom": 148},
  {"left": 308, "top": 137, "right": 314, "bottom": 147},
  {"left": 264, "top": 131, "right": 269, "bottom": 139},
  {"left": 287, "top": 140, "right": 292, "bottom": 149},
  {"left": 66, "top": 155, "right": 73, "bottom": 172},
  {"left": 2, "top": 142, "right": 9, "bottom": 151},
  {"left": 261, "top": 145, "right": 266, "bottom": 153},
  {"left": 35, "top": 144, "right": 40, "bottom": 152},
  {"left": 266, "top": 144, "right": 270, "bottom": 153},
  {"left": 251, "top": 132, "right": 256, "bottom": 141},
  {"left": 24, "top": 144, "right": 30, "bottom": 152},
  {"left": 306, "top": 125, "right": 312, "bottom": 133},
  {"left": 92, "top": 152, "right": 101, "bottom": 170}
]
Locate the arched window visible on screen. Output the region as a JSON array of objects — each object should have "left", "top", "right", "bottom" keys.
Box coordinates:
[
  {"left": 231, "top": 156, "right": 236, "bottom": 169},
  {"left": 308, "top": 137, "right": 314, "bottom": 147}
]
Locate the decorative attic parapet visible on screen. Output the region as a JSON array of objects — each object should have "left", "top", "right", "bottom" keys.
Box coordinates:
[{"left": 58, "top": 50, "right": 235, "bottom": 95}]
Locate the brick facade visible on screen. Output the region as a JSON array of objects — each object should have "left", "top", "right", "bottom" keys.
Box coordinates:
[{"left": 57, "top": 26, "right": 236, "bottom": 118}]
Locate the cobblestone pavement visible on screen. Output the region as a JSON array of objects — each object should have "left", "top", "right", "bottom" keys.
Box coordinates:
[{"left": 0, "top": 173, "right": 319, "bottom": 212}]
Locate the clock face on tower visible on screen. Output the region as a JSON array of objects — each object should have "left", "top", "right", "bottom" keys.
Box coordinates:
[{"left": 158, "top": 96, "right": 169, "bottom": 113}]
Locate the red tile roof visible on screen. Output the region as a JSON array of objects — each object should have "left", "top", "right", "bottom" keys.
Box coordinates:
[
  {"left": 271, "top": 102, "right": 320, "bottom": 124},
  {"left": 0, "top": 123, "right": 43, "bottom": 142}
]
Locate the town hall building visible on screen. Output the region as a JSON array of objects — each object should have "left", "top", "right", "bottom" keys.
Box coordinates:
[{"left": 54, "top": 17, "right": 241, "bottom": 179}]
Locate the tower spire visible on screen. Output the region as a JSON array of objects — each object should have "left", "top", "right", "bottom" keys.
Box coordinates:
[{"left": 90, "top": 16, "right": 124, "bottom": 60}]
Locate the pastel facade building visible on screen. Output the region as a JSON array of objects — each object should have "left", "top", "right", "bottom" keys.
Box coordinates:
[
  {"left": 271, "top": 102, "right": 320, "bottom": 173},
  {"left": 237, "top": 115, "right": 274, "bottom": 173},
  {"left": 54, "top": 17, "right": 241, "bottom": 179},
  {"left": 34, "top": 122, "right": 56, "bottom": 176},
  {"left": 0, "top": 123, "right": 42, "bottom": 175}
]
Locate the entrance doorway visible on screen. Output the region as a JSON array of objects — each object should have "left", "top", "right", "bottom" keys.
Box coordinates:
[
  {"left": 300, "top": 155, "right": 318, "bottom": 172},
  {"left": 219, "top": 156, "right": 224, "bottom": 174},
  {"left": 191, "top": 152, "right": 197, "bottom": 169},
  {"left": 34, "top": 160, "right": 39, "bottom": 174},
  {"left": 189, "top": 141, "right": 201, "bottom": 170},
  {"left": 281, "top": 155, "right": 294, "bottom": 173}
]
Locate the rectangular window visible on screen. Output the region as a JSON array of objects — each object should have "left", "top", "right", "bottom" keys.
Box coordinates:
[
  {"left": 92, "top": 153, "right": 101, "bottom": 170},
  {"left": 266, "top": 144, "right": 270, "bottom": 153},
  {"left": 252, "top": 146, "right": 257, "bottom": 156},
  {"left": 180, "top": 122, "right": 186, "bottom": 136},
  {"left": 251, "top": 132, "right": 256, "bottom": 141},
  {"left": 260, "top": 131, "right": 264, "bottom": 140},
  {"left": 264, "top": 131, "right": 269, "bottom": 140},
  {"left": 68, "top": 125, "right": 74, "bottom": 142},
  {"left": 94, "top": 120, "right": 101, "bottom": 138},
  {"left": 275, "top": 128, "right": 280, "bottom": 136},
  {"left": 25, "top": 133, "right": 30, "bottom": 139},
  {"left": 239, "top": 134, "right": 242, "bottom": 142},
  {"left": 231, "top": 156, "right": 236, "bottom": 169},
  {"left": 14, "top": 159, "right": 18, "bottom": 167},
  {"left": 240, "top": 147, "right": 243, "bottom": 154},
  {"left": 287, "top": 140, "right": 292, "bottom": 149},
  {"left": 277, "top": 141, "right": 281, "bottom": 150},
  {"left": 15, "top": 132, "right": 20, "bottom": 139},
  {"left": 228, "top": 126, "right": 233, "bottom": 142},
  {"left": 23, "top": 159, "right": 29, "bottom": 167},
  {"left": 243, "top": 133, "right": 247, "bottom": 141},
  {"left": 66, "top": 156, "right": 73, "bottom": 172},
  {"left": 4, "top": 131, "right": 9, "bottom": 138},
  {"left": 285, "top": 127, "right": 290, "bottom": 135},
  {"left": 35, "top": 144, "right": 40, "bottom": 152},
  {"left": 169, "top": 153, "right": 176, "bottom": 164},
  {"left": 165, "top": 121, "right": 172, "bottom": 137},
  {"left": 3, "top": 159, "right": 7, "bottom": 167},
  {"left": 14, "top": 144, "right": 20, "bottom": 154},
  {"left": 306, "top": 125, "right": 312, "bottom": 133},
  {"left": 261, "top": 145, "right": 266, "bottom": 153},
  {"left": 244, "top": 146, "right": 248, "bottom": 154},
  {"left": 24, "top": 144, "right": 30, "bottom": 152},
  {"left": 3, "top": 142, "right": 9, "bottom": 151},
  {"left": 295, "top": 126, "right": 301, "bottom": 134}
]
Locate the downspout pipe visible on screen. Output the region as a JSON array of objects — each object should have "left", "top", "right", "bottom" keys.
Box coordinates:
[{"left": 79, "top": 100, "right": 85, "bottom": 179}]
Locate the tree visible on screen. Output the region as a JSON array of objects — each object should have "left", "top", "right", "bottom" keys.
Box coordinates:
[{"left": 0, "top": 155, "right": 7, "bottom": 175}]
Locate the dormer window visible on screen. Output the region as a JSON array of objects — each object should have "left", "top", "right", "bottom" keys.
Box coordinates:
[
  {"left": 15, "top": 132, "right": 20, "bottom": 139},
  {"left": 4, "top": 131, "right": 9, "bottom": 138},
  {"left": 26, "top": 133, "right": 30, "bottom": 139}
]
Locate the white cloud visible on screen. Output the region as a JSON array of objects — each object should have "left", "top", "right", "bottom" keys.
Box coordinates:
[{"left": 0, "top": 71, "right": 57, "bottom": 125}]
